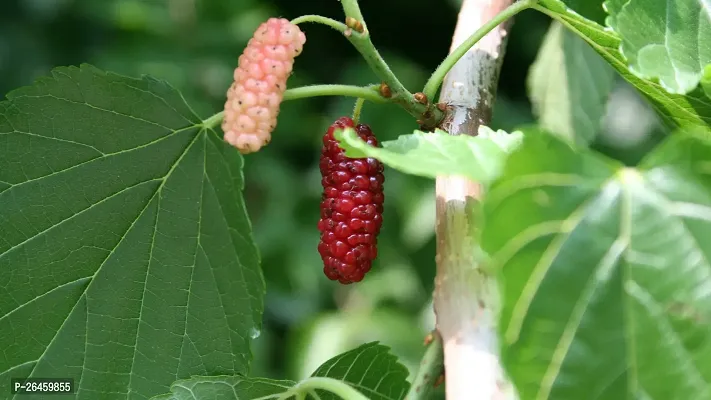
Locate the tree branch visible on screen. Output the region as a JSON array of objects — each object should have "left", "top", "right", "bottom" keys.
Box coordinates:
[{"left": 433, "top": 0, "right": 519, "bottom": 399}]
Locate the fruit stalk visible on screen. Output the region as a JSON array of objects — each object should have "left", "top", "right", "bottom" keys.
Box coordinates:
[
  {"left": 432, "top": 0, "right": 518, "bottom": 399},
  {"left": 201, "top": 84, "right": 385, "bottom": 130},
  {"left": 338, "top": 0, "right": 443, "bottom": 128},
  {"left": 290, "top": 15, "right": 348, "bottom": 33}
]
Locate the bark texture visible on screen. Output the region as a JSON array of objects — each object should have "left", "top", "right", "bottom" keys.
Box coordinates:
[{"left": 433, "top": 0, "right": 516, "bottom": 399}]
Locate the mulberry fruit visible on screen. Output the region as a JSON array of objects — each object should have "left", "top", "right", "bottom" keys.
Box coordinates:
[
  {"left": 222, "top": 18, "right": 306, "bottom": 154},
  {"left": 318, "top": 117, "right": 385, "bottom": 284}
]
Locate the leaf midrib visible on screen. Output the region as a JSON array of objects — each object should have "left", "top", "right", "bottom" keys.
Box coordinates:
[
  {"left": 504, "top": 164, "right": 711, "bottom": 396},
  {"left": 503, "top": 176, "right": 612, "bottom": 343}
]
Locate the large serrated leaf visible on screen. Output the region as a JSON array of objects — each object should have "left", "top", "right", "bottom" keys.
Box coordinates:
[
  {"left": 536, "top": 0, "right": 711, "bottom": 134},
  {"left": 482, "top": 130, "right": 711, "bottom": 399},
  {"left": 336, "top": 126, "right": 522, "bottom": 183},
  {"left": 152, "top": 376, "right": 295, "bottom": 400},
  {"left": 0, "top": 64, "right": 263, "bottom": 400},
  {"left": 607, "top": 0, "right": 711, "bottom": 94},
  {"left": 311, "top": 342, "right": 411, "bottom": 400},
  {"left": 528, "top": 21, "right": 616, "bottom": 146}
]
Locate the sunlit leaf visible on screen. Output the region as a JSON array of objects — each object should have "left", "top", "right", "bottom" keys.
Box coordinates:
[
  {"left": 483, "top": 130, "right": 711, "bottom": 399},
  {"left": 528, "top": 21, "right": 616, "bottom": 146},
  {"left": 336, "top": 126, "right": 523, "bottom": 183},
  {"left": 537, "top": 0, "right": 711, "bottom": 135},
  {"left": 607, "top": 0, "right": 711, "bottom": 94}
]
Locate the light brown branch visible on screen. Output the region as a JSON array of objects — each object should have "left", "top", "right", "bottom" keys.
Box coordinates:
[{"left": 433, "top": 0, "right": 517, "bottom": 399}]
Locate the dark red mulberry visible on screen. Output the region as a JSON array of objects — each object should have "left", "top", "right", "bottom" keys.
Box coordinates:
[{"left": 318, "top": 117, "right": 385, "bottom": 284}]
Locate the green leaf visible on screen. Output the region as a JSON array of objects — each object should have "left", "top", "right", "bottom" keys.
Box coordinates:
[
  {"left": 528, "top": 21, "right": 616, "bottom": 146},
  {"left": 559, "top": 0, "right": 607, "bottom": 24},
  {"left": 311, "top": 342, "right": 411, "bottom": 400},
  {"left": 603, "top": 0, "right": 626, "bottom": 26},
  {"left": 606, "top": 0, "right": 711, "bottom": 94},
  {"left": 702, "top": 64, "right": 711, "bottom": 99},
  {"left": 0, "top": 65, "right": 263, "bottom": 399},
  {"left": 536, "top": 0, "right": 711, "bottom": 134},
  {"left": 152, "top": 376, "right": 295, "bottom": 400},
  {"left": 482, "top": 130, "right": 711, "bottom": 399},
  {"left": 335, "top": 126, "right": 523, "bottom": 183}
]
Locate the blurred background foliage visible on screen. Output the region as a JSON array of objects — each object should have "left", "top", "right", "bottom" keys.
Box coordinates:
[{"left": 1, "top": 0, "right": 668, "bottom": 394}]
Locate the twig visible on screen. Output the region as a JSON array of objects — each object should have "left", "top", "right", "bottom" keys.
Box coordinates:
[
  {"left": 432, "top": 0, "right": 520, "bottom": 399},
  {"left": 422, "top": 0, "right": 537, "bottom": 101},
  {"left": 404, "top": 331, "right": 444, "bottom": 400},
  {"left": 352, "top": 97, "right": 366, "bottom": 124},
  {"left": 338, "top": 0, "right": 443, "bottom": 128}
]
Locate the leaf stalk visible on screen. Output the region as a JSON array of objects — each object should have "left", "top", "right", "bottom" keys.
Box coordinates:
[
  {"left": 201, "top": 84, "right": 386, "bottom": 129},
  {"left": 291, "top": 15, "right": 348, "bottom": 33}
]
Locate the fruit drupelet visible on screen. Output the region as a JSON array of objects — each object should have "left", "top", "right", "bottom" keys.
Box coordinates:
[{"left": 318, "top": 117, "right": 385, "bottom": 284}]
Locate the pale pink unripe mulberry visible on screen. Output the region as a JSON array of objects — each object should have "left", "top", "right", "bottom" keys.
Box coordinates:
[{"left": 222, "top": 18, "right": 306, "bottom": 154}]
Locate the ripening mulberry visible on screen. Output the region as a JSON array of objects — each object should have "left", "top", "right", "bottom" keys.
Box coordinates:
[
  {"left": 318, "top": 117, "right": 385, "bottom": 284},
  {"left": 222, "top": 18, "right": 306, "bottom": 154}
]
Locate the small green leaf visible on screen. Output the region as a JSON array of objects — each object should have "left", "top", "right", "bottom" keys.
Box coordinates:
[
  {"left": 152, "top": 376, "right": 295, "bottom": 400},
  {"left": 528, "top": 21, "right": 616, "bottom": 146},
  {"left": 0, "top": 65, "right": 263, "bottom": 399},
  {"left": 483, "top": 130, "right": 711, "bottom": 399},
  {"left": 311, "top": 342, "right": 410, "bottom": 400},
  {"left": 607, "top": 0, "right": 711, "bottom": 94},
  {"left": 537, "top": 0, "right": 711, "bottom": 134},
  {"left": 335, "top": 126, "right": 523, "bottom": 183}
]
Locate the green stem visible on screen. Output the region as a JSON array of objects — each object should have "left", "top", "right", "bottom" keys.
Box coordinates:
[
  {"left": 422, "top": 0, "right": 537, "bottom": 100},
  {"left": 340, "top": 0, "right": 366, "bottom": 30},
  {"left": 338, "top": 0, "right": 443, "bottom": 128},
  {"left": 351, "top": 97, "right": 366, "bottom": 124},
  {"left": 282, "top": 377, "right": 369, "bottom": 400},
  {"left": 291, "top": 15, "right": 348, "bottom": 33},
  {"left": 284, "top": 84, "right": 385, "bottom": 103},
  {"left": 201, "top": 84, "right": 386, "bottom": 129},
  {"left": 404, "top": 332, "right": 445, "bottom": 400}
]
